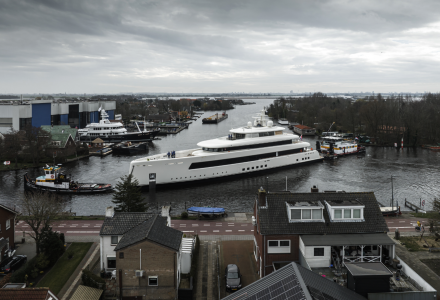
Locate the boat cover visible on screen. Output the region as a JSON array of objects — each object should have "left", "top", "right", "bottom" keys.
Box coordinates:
[{"left": 187, "top": 207, "right": 225, "bottom": 214}]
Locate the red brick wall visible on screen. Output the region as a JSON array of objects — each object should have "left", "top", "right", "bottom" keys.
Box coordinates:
[
  {"left": 0, "top": 207, "right": 16, "bottom": 262},
  {"left": 253, "top": 200, "right": 300, "bottom": 277}
]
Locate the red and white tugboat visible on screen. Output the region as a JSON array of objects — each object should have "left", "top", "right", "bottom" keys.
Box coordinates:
[{"left": 24, "top": 165, "right": 113, "bottom": 194}]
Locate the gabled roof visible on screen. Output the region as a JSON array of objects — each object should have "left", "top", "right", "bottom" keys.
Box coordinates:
[
  {"left": 0, "top": 203, "right": 19, "bottom": 215},
  {"left": 41, "top": 125, "right": 77, "bottom": 148},
  {"left": 100, "top": 212, "right": 153, "bottom": 235},
  {"left": 222, "top": 262, "right": 366, "bottom": 300},
  {"left": 114, "top": 215, "right": 182, "bottom": 252},
  {"left": 70, "top": 285, "right": 103, "bottom": 300},
  {"left": 0, "top": 288, "right": 59, "bottom": 300},
  {"left": 257, "top": 192, "right": 388, "bottom": 235},
  {"left": 294, "top": 124, "right": 314, "bottom": 130}
]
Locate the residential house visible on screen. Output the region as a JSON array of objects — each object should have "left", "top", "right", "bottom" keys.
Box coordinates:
[
  {"left": 99, "top": 207, "right": 182, "bottom": 300},
  {"left": 222, "top": 261, "right": 366, "bottom": 300},
  {"left": 252, "top": 187, "right": 393, "bottom": 277},
  {"left": 0, "top": 204, "right": 18, "bottom": 263},
  {"left": 0, "top": 287, "right": 59, "bottom": 300},
  {"left": 40, "top": 125, "right": 78, "bottom": 157},
  {"left": 292, "top": 124, "right": 316, "bottom": 136},
  {"left": 99, "top": 207, "right": 153, "bottom": 271}
]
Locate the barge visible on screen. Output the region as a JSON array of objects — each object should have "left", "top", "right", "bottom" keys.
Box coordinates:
[
  {"left": 202, "top": 112, "right": 228, "bottom": 124},
  {"left": 24, "top": 165, "right": 113, "bottom": 194}
]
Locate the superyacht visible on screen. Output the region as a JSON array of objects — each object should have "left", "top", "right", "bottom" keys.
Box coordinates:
[
  {"left": 130, "top": 110, "right": 322, "bottom": 187},
  {"left": 78, "top": 109, "right": 159, "bottom": 142}
]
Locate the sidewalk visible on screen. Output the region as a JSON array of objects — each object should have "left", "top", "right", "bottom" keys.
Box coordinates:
[{"left": 57, "top": 242, "right": 100, "bottom": 300}]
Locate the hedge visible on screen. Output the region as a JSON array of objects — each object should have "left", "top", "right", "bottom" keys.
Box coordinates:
[
  {"left": 10, "top": 256, "right": 39, "bottom": 283},
  {"left": 82, "top": 269, "right": 106, "bottom": 290}
]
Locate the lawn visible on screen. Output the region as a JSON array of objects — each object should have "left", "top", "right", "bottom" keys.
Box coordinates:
[
  {"left": 410, "top": 212, "right": 440, "bottom": 219},
  {"left": 37, "top": 242, "right": 93, "bottom": 295}
]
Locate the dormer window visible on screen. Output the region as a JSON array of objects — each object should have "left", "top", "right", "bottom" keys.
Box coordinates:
[
  {"left": 325, "top": 200, "right": 365, "bottom": 222},
  {"left": 286, "top": 201, "right": 324, "bottom": 223}
]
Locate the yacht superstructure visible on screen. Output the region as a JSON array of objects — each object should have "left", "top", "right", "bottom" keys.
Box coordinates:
[
  {"left": 130, "top": 110, "right": 322, "bottom": 187},
  {"left": 78, "top": 109, "right": 159, "bottom": 142}
]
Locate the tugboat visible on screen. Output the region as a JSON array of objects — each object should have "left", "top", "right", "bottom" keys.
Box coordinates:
[{"left": 24, "top": 165, "right": 113, "bottom": 194}]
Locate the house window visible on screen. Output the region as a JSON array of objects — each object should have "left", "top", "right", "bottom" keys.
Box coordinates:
[
  {"left": 149, "top": 276, "right": 158, "bottom": 286},
  {"left": 344, "top": 209, "right": 351, "bottom": 218},
  {"left": 6, "top": 219, "right": 10, "bottom": 230},
  {"left": 290, "top": 209, "right": 323, "bottom": 221},
  {"left": 334, "top": 209, "right": 342, "bottom": 219},
  {"left": 119, "top": 252, "right": 124, "bottom": 259},
  {"left": 107, "top": 256, "right": 116, "bottom": 269},
  {"left": 314, "top": 248, "right": 324, "bottom": 256},
  {"left": 111, "top": 236, "right": 118, "bottom": 245},
  {"left": 267, "top": 240, "right": 290, "bottom": 254},
  {"left": 353, "top": 209, "right": 361, "bottom": 218}
]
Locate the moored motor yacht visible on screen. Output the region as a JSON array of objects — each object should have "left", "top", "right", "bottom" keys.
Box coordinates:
[
  {"left": 130, "top": 110, "right": 322, "bottom": 187},
  {"left": 317, "top": 136, "right": 365, "bottom": 156},
  {"left": 78, "top": 109, "right": 159, "bottom": 142}
]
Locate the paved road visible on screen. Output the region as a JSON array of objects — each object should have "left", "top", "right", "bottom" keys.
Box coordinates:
[{"left": 15, "top": 216, "right": 426, "bottom": 236}]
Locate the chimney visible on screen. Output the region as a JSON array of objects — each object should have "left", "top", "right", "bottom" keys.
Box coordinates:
[
  {"left": 105, "top": 206, "right": 115, "bottom": 217},
  {"left": 162, "top": 206, "right": 171, "bottom": 226},
  {"left": 258, "top": 187, "right": 267, "bottom": 207},
  {"left": 311, "top": 185, "right": 319, "bottom": 193}
]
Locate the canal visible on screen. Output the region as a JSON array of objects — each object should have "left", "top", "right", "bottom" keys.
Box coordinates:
[{"left": 1, "top": 98, "right": 439, "bottom": 215}]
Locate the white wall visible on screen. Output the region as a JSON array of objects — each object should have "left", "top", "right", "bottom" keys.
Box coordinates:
[
  {"left": 100, "top": 235, "right": 121, "bottom": 270},
  {"left": 0, "top": 106, "right": 25, "bottom": 133},
  {"left": 396, "top": 255, "right": 436, "bottom": 292},
  {"left": 303, "top": 245, "right": 331, "bottom": 268}
]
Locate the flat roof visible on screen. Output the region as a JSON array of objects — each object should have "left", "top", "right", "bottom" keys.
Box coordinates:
[
  {"left": 300, "top": 233, "right": 395, "bottom": 246},
  {"left": 326, "top": 199, "right": 364, "bottom": 206},
  {"left": 345, "top": 262, "right": 393, "bottom": 277},
  {"left": 287, "top": 201, "right": 322, "bottom": 207}
]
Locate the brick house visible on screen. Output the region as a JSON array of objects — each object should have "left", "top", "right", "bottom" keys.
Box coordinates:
[
  {"left": 292, "top": 124, "right": 316, "bottom": 136},
  {"left": 253, "top": 187, "right": 393, "bottom": 277},
  {"left": 41, "top": 125, "right": 78, "bottom": 157},
  {"left": 99, "top": 207, "right": 182, "bottom": 299},
  {"left": 0, "top": 204, "right": 18, "bottom": 263},
  {"left": 0, "top": 287, "right": 59, "bottom": 300}
]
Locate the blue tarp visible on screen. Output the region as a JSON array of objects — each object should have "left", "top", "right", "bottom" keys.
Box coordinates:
[{"left": 187, "top": 207, "right": 225, "bottom": 214}]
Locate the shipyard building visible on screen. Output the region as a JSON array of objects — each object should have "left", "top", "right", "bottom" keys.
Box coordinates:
[{"left": 0, "top": 99, "right": 116, "bottom": 133}]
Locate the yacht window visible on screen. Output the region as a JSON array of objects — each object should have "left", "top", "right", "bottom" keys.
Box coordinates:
[
  {"left": 235, "top": 133, "right": 245, "bottom": 139},
  {"left": 252, "top": 167, "right": 254, "bottom": 170},
  {"left": 259, "top": 132, "right": 270, "bottom": 137},
  {"left": 268, "top": 131, "right": 274, "bottom": 136}
]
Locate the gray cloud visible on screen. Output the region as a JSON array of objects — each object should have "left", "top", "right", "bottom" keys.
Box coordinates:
[{"left": 0, "top": 0, "right": 439, "bottom": 93}]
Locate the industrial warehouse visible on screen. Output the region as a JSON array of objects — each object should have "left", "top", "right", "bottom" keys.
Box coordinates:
[{"left": 0, "top": 98, "right": 116, "bottom": 133}]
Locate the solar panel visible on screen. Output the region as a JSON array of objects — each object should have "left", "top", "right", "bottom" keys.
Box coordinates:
[{"left": 249, "top": 274, "right": 307, "bottom": 300}]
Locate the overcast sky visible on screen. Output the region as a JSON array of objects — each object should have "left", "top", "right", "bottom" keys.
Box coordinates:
[{"left": 1, "top": 0, "right": 440, "bottom": 94}]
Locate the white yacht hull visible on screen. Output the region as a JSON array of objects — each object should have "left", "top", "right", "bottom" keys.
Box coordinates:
[{"left": 130, "top": 143, "right": 321, "bottom": 187}]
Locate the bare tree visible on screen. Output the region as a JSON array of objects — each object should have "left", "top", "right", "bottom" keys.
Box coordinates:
[
  {"left": 23, "top": 125, "right": 51, "bottom": 166},
  {"left": 19, "top": 192, "right": 66, "bottom": 255},
  {"left": 4, "top": 128, "right": 23, "bottom": 168}
]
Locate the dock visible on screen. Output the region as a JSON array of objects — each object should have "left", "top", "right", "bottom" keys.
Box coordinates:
[
  {"left": 202, "top": 112, "right": 228, "bottom": 124},
  {"left": 90, "top": 147, "right": 112, "bottom": 157},
  {"left": 404, "top": 199, "right": 426, "bottom": 213}
]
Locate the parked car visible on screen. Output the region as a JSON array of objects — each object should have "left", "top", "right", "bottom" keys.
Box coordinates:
[
  {"left": 225, "top": 264, "right": 242, "bottom": 292},
  {"left": 0, "top": 255, "right": 27, "bottom": 274}
]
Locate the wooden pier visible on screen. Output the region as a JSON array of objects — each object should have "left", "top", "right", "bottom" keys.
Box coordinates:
[{"left": 404, "top": 199, "right": 426, "bottom": 213}]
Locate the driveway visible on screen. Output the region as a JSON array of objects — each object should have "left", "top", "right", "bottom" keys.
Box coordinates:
[{"left": 220, "top": 241, "right": 259, "bottom": 298}]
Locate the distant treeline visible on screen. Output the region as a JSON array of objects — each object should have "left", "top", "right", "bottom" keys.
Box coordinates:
[{"left": 268, "top": 92, "right": 440, "bottom": 147}]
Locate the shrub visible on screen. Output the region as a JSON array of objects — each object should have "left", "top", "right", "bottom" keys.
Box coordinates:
[
  {"left": 181, "top": 211, "right": 189, "bottom": 219},
  {"left": 82, "top": 269, "right": 105, "bottom": 290},
  {"left": 35, "top": 254, "right": 50, "bottom": 270},
  {"left": 10, "top": 256, "right": 38, "bottom": 283},
  {"left": 30, "top": 268, "right": 39, "bottom": 279},
  {"left": 67, "top": 250, "right": 74, "bottom": 259}
]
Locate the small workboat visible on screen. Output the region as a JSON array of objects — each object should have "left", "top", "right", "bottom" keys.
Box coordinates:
[
  {"left": 112, "top": 141, "right": 148, "bottom": 155},
  {"left": 24, "top": 165, "right": 113, "bottom": 194},
  {"left": 380, "top": 206, "right": 401, "bottom": 216}
]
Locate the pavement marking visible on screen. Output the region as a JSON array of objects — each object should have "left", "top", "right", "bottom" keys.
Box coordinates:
[
  {"left": 228, "top": 225, "right": 234, "bottom": 226},
  {"left": 388, "top": 227, "right": 415, "bottom": 229},
  {"left": 200, "top": 230, "right": 207, "bottom": 232},
  {"left": 228, "top": 223, "right": 234, "bottom": 225},
  {"left": 216, "top": 225, "right": 222, "bottom": 226},
  {"left": 213, "top": 230, "right": 219, "bottom": 232},
  {"left": 225, "top": 230, "right": 232, "bottom": 232},
  {"left": 58, "top": 226, "right": 65, "bottom": 228},
  {"left": 204, "top": 224, "right": 210, "bottom": 226},
  {"left": 183, "top": 231, "right": 194, "bottom": 232},
  {"left": 388, "top": 222, "right": 394, "bottom": 223},
  {"left": 241, "top": 224, "right": 248, "bottom": 226},
  {"left": 180, "top": 224, "right": 186, "bottom": 227},
  {"left": 399, "top": 221, "right": 406, "bottom": 223},
  {"left": 251, "top": 230, "right": 254, "bottom": 232},
  {"left": 61, "top": 244, "right": 100, "bottom": 300},
  {"left": 238, "top": 230, "right": 245, "bottom": 232},
  {"left": 192, "top": 224, "right": 199, "bottom": 226}
]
